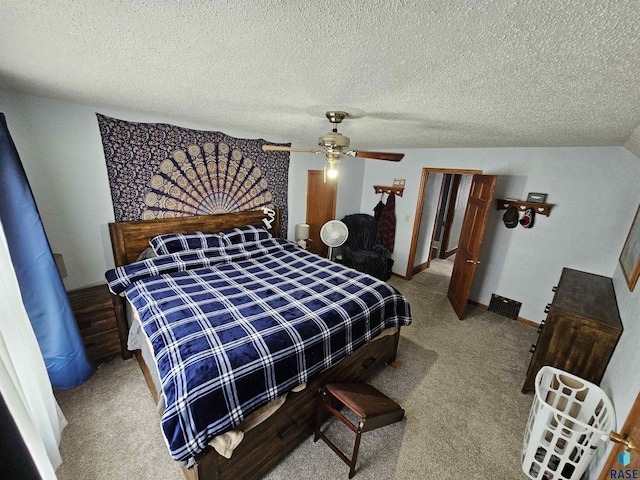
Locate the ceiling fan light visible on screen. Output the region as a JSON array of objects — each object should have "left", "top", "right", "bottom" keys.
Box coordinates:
[{"left": 326, "top": 160, "right": 338, "bottom": 180}]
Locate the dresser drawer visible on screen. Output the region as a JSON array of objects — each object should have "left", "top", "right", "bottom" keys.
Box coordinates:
[
  {"left": 334, "top": 334, "right": 397, "bottom": 384},
  {"left": 75, "top": 307, "right": 118, "bottom": 335},
  {"left": 68, "top": 284, "right": 122, "bottom": 362},
  {"left": 82, "top": 328, "right": 121, "bottom": 362},
  {"left": 68, "top": 284, "right": 115, "bottom": 312}
]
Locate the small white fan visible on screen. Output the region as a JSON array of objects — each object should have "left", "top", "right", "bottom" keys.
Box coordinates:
[{"left": 320, "top": 220, "right": 349, "bottom": 260}]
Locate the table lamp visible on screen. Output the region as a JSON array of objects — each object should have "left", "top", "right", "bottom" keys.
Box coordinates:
[{"left": 295, "top": 223, "right": 310, "bottom": 249}]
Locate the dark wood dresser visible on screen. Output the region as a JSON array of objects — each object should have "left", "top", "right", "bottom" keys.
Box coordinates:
[
  {"left": 68, "top": 284, "right": 126, "bottom": 363},
  {"left": 522, "top": 268, "right": 623, "bottom": 393}
]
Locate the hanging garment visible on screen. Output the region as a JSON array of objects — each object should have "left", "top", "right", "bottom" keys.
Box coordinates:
[
  {"left": 373, "top": 199, "right": 385, "bottom": 222},
  {"left": 378, "top": 192, "right": 396, "bottom": 253},
  {"left": 0, "top": 113, "right": 94, "bottom": 389}
]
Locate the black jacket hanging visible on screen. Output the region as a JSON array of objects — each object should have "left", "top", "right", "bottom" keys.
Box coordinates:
[
  {"left": 373, "top": 199, "right": 385, "bottom": 222},
  {"left": 378, "top": 193, "right": 396, "bottom": 253}
]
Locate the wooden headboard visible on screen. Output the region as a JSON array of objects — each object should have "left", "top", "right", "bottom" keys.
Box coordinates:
[{"left": 108, "top": 209, "right": 281, "bottom": 266}]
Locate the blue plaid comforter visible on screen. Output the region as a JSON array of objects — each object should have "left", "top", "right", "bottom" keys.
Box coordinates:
[{"left": 105, "top": 238, "right": 411, "bottom": 464}]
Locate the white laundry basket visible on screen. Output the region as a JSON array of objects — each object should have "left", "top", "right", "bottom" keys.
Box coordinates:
[{"left": 522, "top": 366, "right": 615, "bottom": 480}]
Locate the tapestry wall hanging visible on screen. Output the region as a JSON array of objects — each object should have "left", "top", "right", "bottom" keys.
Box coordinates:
[{"left": 97, "top": 114, "right": 290, "bottom": 238}]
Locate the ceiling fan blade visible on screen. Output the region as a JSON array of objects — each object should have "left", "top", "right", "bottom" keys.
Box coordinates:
[
  {"left": 262, "top": 145, "right": 322, "bottom": 153},
  {"left": 353, "top": 151, "right": 404, "bottom": 162}
]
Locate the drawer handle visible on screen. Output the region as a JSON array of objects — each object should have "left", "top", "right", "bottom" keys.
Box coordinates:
[
  {"left": 530, "top": 344, "right": 536, "bottom": 353},
  {"left": 537, "top": 320, "right": 546, "bottom": 333},
  {"left": 362, "top": 357, "right": 376, "bottom": 369},
  {"left": 552, "top": 286, "right": 558, "bottom": 292},
  {"left": 544, "top": 304, "right": 551, "bottom": 313},
  {"left": 277, "top": 421, "right": 298, "bottom": 441}
]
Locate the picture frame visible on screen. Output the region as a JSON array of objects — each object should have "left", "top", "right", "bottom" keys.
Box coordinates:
[
  {"left": 619, "top": 203, "right": 640, "bottom": 292},
  {"left": 526, "top": 192, "right": 547, "bottom": 203}
]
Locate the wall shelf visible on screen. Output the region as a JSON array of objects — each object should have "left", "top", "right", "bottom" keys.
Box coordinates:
[
  {"left": 496, "top": 199, "right": 555, "bottom": 217},
  {"left": 374, "top": 185, "right": 404, "bottom": 197}
]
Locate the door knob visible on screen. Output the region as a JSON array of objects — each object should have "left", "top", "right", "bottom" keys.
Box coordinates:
[
  {"left": 466, "top": 259, "right": 481, "bottom": 264},
  {"left": 610, "top": 431, "right": 639, "bottom": 452}
]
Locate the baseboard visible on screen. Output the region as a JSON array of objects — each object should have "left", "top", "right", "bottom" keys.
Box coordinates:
[
  {"left": 391, "top": 271, "right": 409, "bottom": 280},
  {"left": 467, "top": 300, "right": 537, "bottom": 328},
  {"left": 443, "top": 247, "right": 457, "bottom": 258},
  {"left": 412, "top": 261, "right": 429, "bottom": 275}
]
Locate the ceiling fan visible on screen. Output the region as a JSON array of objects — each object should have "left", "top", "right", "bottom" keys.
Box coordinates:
[{"left": 262, "top": 111, "right": 404, "bottom": 180}]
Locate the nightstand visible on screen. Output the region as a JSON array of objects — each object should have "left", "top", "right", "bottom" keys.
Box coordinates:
[{"left": 68, "top": 284, "right": 125, "bottom": 363}]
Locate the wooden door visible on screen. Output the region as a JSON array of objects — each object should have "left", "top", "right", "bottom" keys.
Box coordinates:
[
  {"left": 598, "top": 392, "right": 640, "bottom": 479},
  {"left": 306, "top": 170, "right": 337, "bottom": 257},
  {"left": 447, "top": 174, "right": 496, "bottom": 319}
]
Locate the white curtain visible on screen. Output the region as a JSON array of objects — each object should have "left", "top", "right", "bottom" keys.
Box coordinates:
[{"left": 0, "top": 220, "right": 67, "bottom": 479}]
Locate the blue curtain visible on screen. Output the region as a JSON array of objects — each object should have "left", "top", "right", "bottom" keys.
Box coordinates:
[{"left": 0, "top": 113, "right": 95, "bottom": 388}]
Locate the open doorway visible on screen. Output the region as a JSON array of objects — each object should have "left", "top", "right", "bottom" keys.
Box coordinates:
[
  {"left": 407, "top": 168, "right": 481, "bottom": 280},
  {"left": 410, "top": 171, "right": 473, "bottom": 291},
  {"left": 406, "top": 169, "right": 497, "bottom": 319}
]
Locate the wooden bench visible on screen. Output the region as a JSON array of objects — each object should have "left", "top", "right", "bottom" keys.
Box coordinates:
[{"left": 314, "top": 383, "right": 405, "bottom": 478}]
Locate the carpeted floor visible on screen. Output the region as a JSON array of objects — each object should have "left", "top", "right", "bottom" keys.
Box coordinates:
[
  {"left": 54, "top": 267, "right": 538, "bottom": 479},
  {"left": 411, "top": 257, "right": 455, "bottom": 293}
]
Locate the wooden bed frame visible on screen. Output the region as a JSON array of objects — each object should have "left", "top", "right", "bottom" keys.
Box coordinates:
[{"left": 108, "top": 209, "right": 401, "bottom": 480}]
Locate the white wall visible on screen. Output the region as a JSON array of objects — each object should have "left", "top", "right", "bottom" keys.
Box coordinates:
[
  {"left": 361, "top": 147, "right": 640, "bottom": 321},
  {"left": 0, "top": 90, "right": 362, "bottom": 290},
  {"left": 447, "top": 174, "right": 472, "bottom": 251},
  {"left": 335, "top": 156, "right": 365, "bottom": 221},
  {"left": 414, "top": 172, "right": 442, "bottom": 267},
  {"left": 591, "top": 261, "right": 640, "bottom": 475}
]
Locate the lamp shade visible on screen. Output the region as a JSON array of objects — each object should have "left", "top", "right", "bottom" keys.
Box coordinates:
[{"left": 295, "top": 223, "right": 310, "bottom": 241}]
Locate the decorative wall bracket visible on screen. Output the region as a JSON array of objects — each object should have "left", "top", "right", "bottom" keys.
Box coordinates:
[
  {"left": 496, "top": 199, "right": 555, "bottom": 216},
  {"left": 374, "top": 185, "right": 404, "bottom": 197}
]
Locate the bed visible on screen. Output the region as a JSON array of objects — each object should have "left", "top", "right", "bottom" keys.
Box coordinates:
[{"left": 106, "top": 209, "right": 411, "bottom": 480}]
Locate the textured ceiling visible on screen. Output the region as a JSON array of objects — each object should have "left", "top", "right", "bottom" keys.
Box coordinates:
[{"left": 1, "top": 0, "right": 640, "bottom": 151}]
